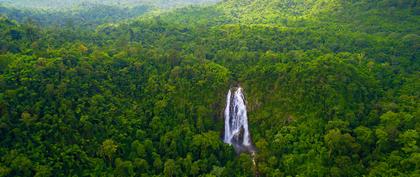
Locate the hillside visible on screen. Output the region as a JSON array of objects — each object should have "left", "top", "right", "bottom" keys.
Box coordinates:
[
  {"left": 0, "top": 4, "right": 150, "bottom": 28},
  {"left": 0, "top": 0, "right": 419, "bottom": 176},
  {"left": 0, "top": 0, "right": 221, "bottom": 9},
  {"left": 0, "top": 0, "right": 220, "bottom": 27}
]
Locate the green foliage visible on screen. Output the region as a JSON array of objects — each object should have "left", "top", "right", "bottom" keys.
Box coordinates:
[
  {"left": 100, "top": 139, "right": 118, "bottom": 162},
  {"left": 0, "top": 0, "right": 418, "bottom": 176},
  {"left": 0, "top": 4, "right": 150, "bottom": 28}
]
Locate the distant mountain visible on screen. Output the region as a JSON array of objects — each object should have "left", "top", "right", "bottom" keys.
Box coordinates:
[
  {"left": 0, "top": 0, "right": 222, "bottom": 27},
  {"left": 0, "top": 0, "right": 221, "bottom": 10},
  {"left": 0, "top": 4, "right": 150, "bottom": 28}
]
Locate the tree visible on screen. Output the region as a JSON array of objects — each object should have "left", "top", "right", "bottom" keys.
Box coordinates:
[
  {"left": 324, "top": 129, "right": 360, "bottom": 157},
  {"left": 163, "top": 159, "right": 176, "bottom": 177},
  {"left": 115, "top": 158, "right": 134, "bottom": 177},
  {"left": 100, "top": 139, "right": 118, "bottom": 163},
  {"left": 398, "top": 130, "right": 418, "bottom": 154}
]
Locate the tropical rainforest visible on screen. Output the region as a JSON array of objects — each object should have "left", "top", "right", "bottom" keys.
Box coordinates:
[{"left": 0, "top": 0, "right": 419, "bottom": 176}]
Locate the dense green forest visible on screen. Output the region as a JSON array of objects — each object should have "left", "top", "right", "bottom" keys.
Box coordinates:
[
  {"left": 0, "top": 0, "right": 220, "bottom": 9},
  {"left": 0, "top": 0, "right": 419, "bottom": 176}
]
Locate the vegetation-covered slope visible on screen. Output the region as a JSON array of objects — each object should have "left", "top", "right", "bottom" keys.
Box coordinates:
[
  {"left": 0, "top": 4, "right": 150, "bottom": 28},
  {"left": 0, "top": 0, "right": 221, "bottom": 9},
  {"left": 0, "top": 0, "right": 419, "bottom": 176},
  {"left": 0, "top": 0, "right": 220, "bottom": 27}
]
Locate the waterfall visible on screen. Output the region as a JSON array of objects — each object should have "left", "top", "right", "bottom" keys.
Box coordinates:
[
  {"left": 223, "top": 87, "right": 259, "bottom": 176},
  {"left": 223, "top": 87, "right": 254, "bottom": 152}
]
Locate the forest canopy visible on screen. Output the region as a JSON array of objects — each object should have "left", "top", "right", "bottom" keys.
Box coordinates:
[{"left": 0, "top": 0, "right": 419, "bottom": 176}]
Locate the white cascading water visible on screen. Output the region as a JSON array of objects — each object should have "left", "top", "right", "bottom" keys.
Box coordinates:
[
  {"left": 224, "top": 87, "right": 258, "bottom": 175},
  {"left": 223, "top": 87, "right": 252, "bottom": 148}
]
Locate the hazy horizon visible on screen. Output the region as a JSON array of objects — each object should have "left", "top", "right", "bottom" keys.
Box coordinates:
[{"left": 0, "top": 0, "right": 221, "bottom": 9}]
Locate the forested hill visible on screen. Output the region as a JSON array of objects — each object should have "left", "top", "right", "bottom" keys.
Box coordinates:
[
  {"left": 0, "top": 0, "right": 221, "bottom": 9},
  {"left": 0, "top": 0, "right": 220, "bottom": 27},
  {"left": 0, "top": 4, "right": 150, "bottom": 28},
  {"left": 0, "top": 0, "right": 419, "bottom": 176}
]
